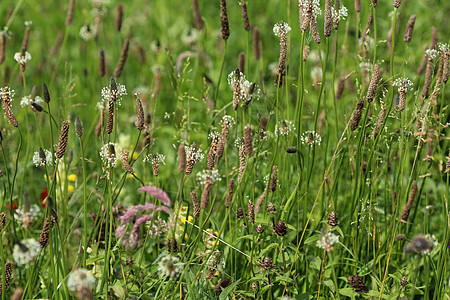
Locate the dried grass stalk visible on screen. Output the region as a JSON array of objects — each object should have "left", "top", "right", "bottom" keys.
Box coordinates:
[{"left": 193, "top": 0, "right": 204, "bottom": 30}]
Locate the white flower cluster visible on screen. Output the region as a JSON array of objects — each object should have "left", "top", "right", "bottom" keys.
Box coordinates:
[
  {"left": 181, "top": 28, "right": 199, "bottom": 45},
  {"left": 143, "top": 153, "right": 166, "bottom": 165},
  {"left": 0, "top": 26, "right": 12, "bottom": 38},
  {"left": 275, "top": 120, "right": 296, "bottom": 137},
  {"left": 24, "top": 20, "right": 32, "bottom": 27},
  {"left": 196, "top": 169, "right": 221, "bottom": 185},
  {"left": 316, "top": 230, "right": 339, "bottom": 252},
  {"left": 185, "top": 144, "right": 204, "bottom": 163},
  {"left": 208, "top": 131, "right": 220, "bottom": 140},
  {"left": 13, "top": 238, "right": 42, "bottom": 266},
  {"left": 99, "top": 142, "right": 123, "bottom": 167},
  {"left": 14, "top": 51, "right": 32, "bottom": 65},
  {"left": 222, "top": 115, "right": 235, "bottom": 127},
  {"left": 32, "top": 148, "right": 53, "bottom": 167},
  {"left": 67, "top": 269, "right": 96, "bottom": 294},
  {"left": 0, "top": 86, "right": 15, "bottom": 100},
  {"left": 301, "top": 130, "right": 321, "bottom": 146},
  {"left": 20, "top": 95, "right": 44, "bottom": 108},
  {"left": 273, "top": 21, "right": 291, "bottom": 37},
  {"left": 79, "top": 24, "right": 95, "bottom": 41},
  {"left": 425, "top": 49, "right": 438, "bottom": 59},
  {"left": 234, "top": 137, "right": 244, "bottom": 148},
  {"left": 438, "top": 42, "right": 449, "bottom": 52},
  {"left": 14, "top": 204, "right": 42, "bottom": 229},
  {"left": 331, "top": 5, "right": 348, "bottom": 21},
  {"left": 393, "top": 77, "right": 413, "bottom": 91},
  {"left": 227, "top": 70, "right": 260, "bottom": 106},
  {"left": 100, "top": 83, "right": 127, "bottom": 106},
  {"left": 299, "top": 0, "right": 322, "bottom": 17},
  {"left": 157, "top": 253, "right": 182, "bottom": 280},
  {"left": 151, "top": 64, "right": 164, "bottom": 74}
]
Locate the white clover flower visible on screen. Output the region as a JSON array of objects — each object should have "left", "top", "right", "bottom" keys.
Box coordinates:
[
  {"left": 14, "top": 51, "right": 32, "bottom": 65},
  {"left": 300, "top": 130, "right": 321, "bottom": 147},
  {"left": 14, "top": 204, "right": 42, "bottom": 229},
  {"left": 425, "top": 49, "right": 438, "bottom": 59},
  {"left": 227, "top": 70, "right": 260, "bottom": 106},
  {"left": 275, "top": 120, "right": 296, "bottom": 137},
  {"left": 273, "top": 21, "right": 291, "bottom": 37},
  {"left": 143, "top": 153, "right": 166, "bottom": 165},
  {"left": 13, "top": 238, "right": 41, "bottom": 266},
  {"left": 32, "top": 148, "right": 52, "bottom": 167},
  {"left": 316, "top": 230, "right": 339, "bottom": 252},
  {"left": 185, "top": 144, "right": 204, "bottom": 163},
  {"left": 0, "top": 86, "right": 15, "bottom": 100},
  {"left": 157, "top": 253, "right": 182, "bottom": 280},
  {"left": 393, "top": 77, "right": 413, "bottom": 92},
  {"left": 100, "top": 83, "right": 127, "bottom": 106},
  {"left": 79, "top": 24, "right": 94, "bottom": 41},
  {"left": 222, "top": 115, "right": 235, "bottom": 127},
  {"left": 21, "top": 95, "right": 43, "bottom": 108},
  {"left": 99, "top": 143, "right": 122, "bottom": 167},
  {"left": 331, "top": 5, "right": 348, "bottom": 21},
  {"left": 196, "top": 169, "right": 221, "bottom": 185},
  {"left": 67, "top": 268, "right": 96, "bottom": 295},
  {"left": 299, "top": 0, "right": 322, "bottom": 17}
]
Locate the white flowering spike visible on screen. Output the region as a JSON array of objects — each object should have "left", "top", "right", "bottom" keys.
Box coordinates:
[
  {"left": 234, "top": 137, "right": 244, "bottom": 148},
  {"left": 100, "top": 82, "right": 127, "bottom": 106},
  {"left": 13, "top": 238, "right": 41, "bottom": 266},
  {"left": 99, "top": 142, "right": 123, "bottom": 167},
  {"left": 425, "top": 49, "right": 438, "bottom": 59},
  {"left": 143, "top": 153, "right": 166, "bottom": 165},
  {"left": 222, "top": 115, "right": 235, "bottom": 127},
  {"left": 32, "top": 148, "right": 52, "bottom": 167},
  {"left": 227, "top": 70, "right": 260, "bottom": 106},
  {"left": 300, "top": 130, "right": 321, "bottom": 147},
  {"left": 275, "top": 120, "right": 296, "bottom": 137},
  {"left": 196, "top": 169, "right": 221, "bottom": 185},
  {"left": 273, "top": 21, "right": 292, "bottom": 37},
  {"left": 437, "top": 43, "right": 449, "bottom": 52},
  {"left": 299, "top": 0, "right": 322, "bottom": 17},
  {"left": 185, "top": 144, "right": 204, "bottom": 163},
  {"left": 0, "top": 86, "right": 15, "bottom": 100},
  {"left": 21, "top": 95, "right": 43, "bottom": 108},
  {"left": 393, "top": 77, "right": 413, "bottom": 91},
  {"left": 331, "top": 5, "right": 348, "bottom": 21},
  {"left": 14, "top": 51, "right": 32, "bottom": 65},
  {"left": 14, "top": 204, "right": 42, "bottom": 229},
  {"left": 79, "top": 24, "right": 94, "bottom": 41}
]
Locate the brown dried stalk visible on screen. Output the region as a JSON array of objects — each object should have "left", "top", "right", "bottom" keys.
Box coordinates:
[
  {"left": 65, "top": 0, "right": 75, "bottom": 26},
  {"left": 193, "top": 0, "right": 204, "bottom": 30}
]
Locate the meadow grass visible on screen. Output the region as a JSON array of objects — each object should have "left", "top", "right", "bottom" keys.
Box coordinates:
[{"left": 0, "top": 0, "right": 448, "bottom": 299}]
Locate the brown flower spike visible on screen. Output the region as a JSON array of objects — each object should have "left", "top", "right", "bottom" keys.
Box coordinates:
[{"left": 56, "top": 121, "right": 70, "bottom": 159}]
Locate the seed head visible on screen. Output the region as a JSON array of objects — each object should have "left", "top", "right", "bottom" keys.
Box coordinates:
[
  {"left": 401, "top": 181, "right": 418, "bottom": 222},
  {"left": 115, "top": 3, "right": 124, "bottom": 32},
  {"left": 192, "top": 0, "right": 204, "bottom": 30},
  {"left": 347, "top": 275, "right": 368, "bottom": 293},
  {"left": 253, "top": 27, "right": 261, "bottom": 59},
  {"left": 220, "top": 0, "right": 230, "bottom": 40},
  {"left": 403, "top": 15, "right": 416, "bottom": 43},
  {"left": 366, "top": 64, "right": 380, "bottom": 102},
  {"left": 327, "top": 211, "right": 338, "bottom": 227},
  {"left": 241, "top": 1, "right": 250, "bottom": 31},
  {"left": 113, "top": 39, "right": 130, "bottom": 78},
  {"left": 75, "top": 117, "right": 83, "bottom": 137},
  {"left": 56, "top": 121, "right": 70, "bottom": 159},
  {"left": 273, "top": 220, "right": 287, "bottom": 237},
  {"left": 393, "top": 0, "right": 402, "bottom": 8},
  {"left": 178, "top": 145, "right": 186, "bottom": 172},
  {"left": 225, "top": 178, "right": 234, "bottom": 208},
  {"left": 190, "top": 191, "right": 200, "bottom": 220}
]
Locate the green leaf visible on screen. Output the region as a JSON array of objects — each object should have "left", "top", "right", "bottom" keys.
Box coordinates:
[
  {"left": 260, "top": 242, "right": 279, "bottom": 257},
  {"left": 111, "top": 284, "right": 125, "bottom": 299},
  {"left": 219, "top": 279, "right": 241, "bottom": 300},
  {"left": 305, "top": 234, "right": 320, "bottom": 244}
]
